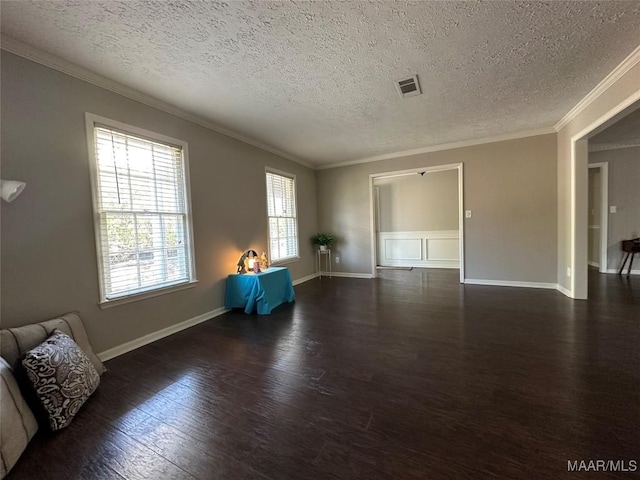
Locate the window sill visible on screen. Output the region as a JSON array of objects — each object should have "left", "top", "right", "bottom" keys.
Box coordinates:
[
  {"left": 271, "top": 256, "right": 300, "bottom": 267},
  {"left": 99, "top": 280, "right": 199, "bottom": 309}
]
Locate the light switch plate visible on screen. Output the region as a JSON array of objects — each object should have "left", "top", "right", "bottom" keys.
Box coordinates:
[
  {"left": 465, "top": 210, "right": 472, "bottom": 218},
  {"left": 609, "top": 206, "right": 617, "bottom": 213}
]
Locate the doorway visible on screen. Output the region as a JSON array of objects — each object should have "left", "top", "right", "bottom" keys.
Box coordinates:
[
  {"left": 369, "top": 163, "right": 464, "bottom": 282},
  {"left": 572, "top": 97, "right": 640, "bottom": 297},
  {"left": 587, "top": 162, "right": 609, "bottom": 273}
]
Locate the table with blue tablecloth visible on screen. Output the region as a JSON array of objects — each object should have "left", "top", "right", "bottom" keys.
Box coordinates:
[{"left": 224, "top": 267, "right": 295, "bottom": 314}]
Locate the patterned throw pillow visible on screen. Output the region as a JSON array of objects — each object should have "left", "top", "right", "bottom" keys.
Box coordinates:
[{"left": 19, "top": 329, "right": 100, "bottom": 431}]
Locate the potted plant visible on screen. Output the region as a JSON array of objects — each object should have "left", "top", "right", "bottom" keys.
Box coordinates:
[{"left": 311, "top": 233, "right": 335, "bottom": 251}]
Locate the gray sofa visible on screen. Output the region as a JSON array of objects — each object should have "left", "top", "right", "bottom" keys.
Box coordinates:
[{"left": 0, "top": 312, "right": 105, "bottom": 478}]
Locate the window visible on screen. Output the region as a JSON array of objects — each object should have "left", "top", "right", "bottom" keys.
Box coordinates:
[
  {"left": 266, "top": 169, "right": 299, "bottom": 263},
  {"left": 86, "top": 114, "right": 196, "bottom": 305}
]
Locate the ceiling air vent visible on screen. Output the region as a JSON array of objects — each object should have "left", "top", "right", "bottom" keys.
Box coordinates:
[{"left": 396, "top": 75, "right": 421, "bottom": 98}]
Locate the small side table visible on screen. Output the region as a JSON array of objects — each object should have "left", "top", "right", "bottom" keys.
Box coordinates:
[
  {"left": 224, "top": 267, "right": 295, "bottom": 314},
  {"left": 316, "top": 249, "right": 332, "bottom": 278}
]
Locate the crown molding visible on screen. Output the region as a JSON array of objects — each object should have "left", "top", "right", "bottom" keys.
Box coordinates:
[
  {"left": 0, "top": 35, "right": 557, "bottom": 173},
  {"left": 316, "top": 127, "right": 556, "bottom": 170},
  {"left": 555, "top": 44, "right": 640, "bottom": 132},
  {"left": 0, "top": 35, "right": 313, "bottom": 169},
  {"left": 589, "top": 141, "right": 640, "bottom": 152},
  {"left": 4, "top": 33, "right": 638, "bottom": 172}
]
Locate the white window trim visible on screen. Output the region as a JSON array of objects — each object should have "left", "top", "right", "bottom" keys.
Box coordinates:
[
  {"left": 85, "top": 113, "right": 197, "bottom": 307},
  {"left": 270, "top": 256, "right": 300, "bottom": 267},
  {"left": 265, "top": 167, "right": 300, "bottom": 265},
  {"left": 98, "top": 280, "right": 199, "bottom": 309}
]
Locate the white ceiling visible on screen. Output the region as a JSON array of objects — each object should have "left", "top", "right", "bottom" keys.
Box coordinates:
[{"left": 2, "top": 1, "right": 640, "bottom": 168}]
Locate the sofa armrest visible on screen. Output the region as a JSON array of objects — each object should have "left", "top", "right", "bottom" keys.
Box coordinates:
[{"left": 0, "top": 357, "right": 38, "bottom": 479}]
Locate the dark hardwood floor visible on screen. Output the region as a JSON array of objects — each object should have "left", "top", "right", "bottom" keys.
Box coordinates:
[{"left": 9, "top": 269, "right": 639, "bottom": 479}]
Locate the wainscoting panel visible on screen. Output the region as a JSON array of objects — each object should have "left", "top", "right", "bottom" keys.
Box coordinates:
[
  {"left": 383, "top": 238, "right": 423, "bottom": 261},
  {"left": 428, "top": 238, "right": 460, "bottom": 261},
  {"left": 378, "top": 230, "right": 459, "bottom": 268}
]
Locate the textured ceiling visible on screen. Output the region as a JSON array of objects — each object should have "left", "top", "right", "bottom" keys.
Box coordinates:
[{"left": 2, "top": 1, "right": 640, "bottom": 167}]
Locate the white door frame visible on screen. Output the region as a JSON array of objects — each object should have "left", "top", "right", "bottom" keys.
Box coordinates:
[
  {"left": 587, "top": 162, "right": 609, "bottom": 273},
  {"left": 368, "top": 162, "right": 465, "bottom": 282},
  {"left": 569, "top": 91, "right": 639, "bottom": 298}
]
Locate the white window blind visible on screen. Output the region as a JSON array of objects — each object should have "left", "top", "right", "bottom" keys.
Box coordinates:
[
  {"left": 266, "top": 171, "right": 299, "bottom": 262},
  {"left": 90, "top": 122, "right": 195, "bottom": 302}
]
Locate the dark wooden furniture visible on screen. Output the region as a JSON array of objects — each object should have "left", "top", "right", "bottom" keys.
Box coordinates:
[{"left": 619, "top": 237, "right": 640, "bottom": 275}]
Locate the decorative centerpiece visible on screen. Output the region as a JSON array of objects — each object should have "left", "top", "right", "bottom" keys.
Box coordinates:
[
  {"left": 311, "top": 233, "right": 335, "bottom": 251},
  {"left": 260, "top": 251, "right": 269, "bottom": 270},
  {"left": 237, "top": 250, "right": 259, "bottom": 273}
]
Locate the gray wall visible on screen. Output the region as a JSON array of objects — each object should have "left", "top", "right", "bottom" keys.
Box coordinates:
[
  {"left": 589, "top": 147, "right": 640, "bottom": 271},
  {"left": 375, "top": 169, "right": 458, "bottom": 232},
  {"left": 317, "top": 134, "right": 558, "bottom": 282},
  {"left": 1, "top": 52, "right": 317, "bottom": 353}
]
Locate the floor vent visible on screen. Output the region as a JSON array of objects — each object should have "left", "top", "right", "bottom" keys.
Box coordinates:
[{"left": 396, "top": 75, "right": 421, "bottom": 98}]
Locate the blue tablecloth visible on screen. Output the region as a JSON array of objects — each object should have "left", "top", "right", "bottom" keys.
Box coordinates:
[{"left": 224, "top": 267, "right": 295, "bottom": 314}]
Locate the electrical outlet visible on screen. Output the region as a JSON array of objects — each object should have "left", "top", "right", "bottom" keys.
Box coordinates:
[
  {"left": 335, "top": 256, "right": 340, "bottom": 264},
  {"left": 465, "top": 210, "right": 472, "bottom": 218}
]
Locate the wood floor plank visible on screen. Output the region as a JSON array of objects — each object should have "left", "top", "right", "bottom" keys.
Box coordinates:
[
  {"left": 124, "top": 416, "right": 270, "bottom": 480},
  {"left": 7, "top": 268, "right": 639, "bottom": 479}
]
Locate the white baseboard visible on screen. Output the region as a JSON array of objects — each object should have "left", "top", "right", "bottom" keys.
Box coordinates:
[
  {"left": 556, "top": 284, "right": 573, "bottom": 297},
  {"left": 292, "top": 272, "right": 319, "bottom": 285},
  {"left": 606, "top": 268, "right": 640, "bottom": 275},
  {"left": 588, "top": 261, "right": 600, "bottom": 268},
  {"left": 556, "top": 269, "right": 639, "bottom": 301},
  {"left": 97, "top": 306, "right": 230, "bottom": 361},
  {"left": 320, "top": 271, "right": 374, "bottom": 279},
  {"left": 464, "top": 279, "right": 558, "bottom": 289}
]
